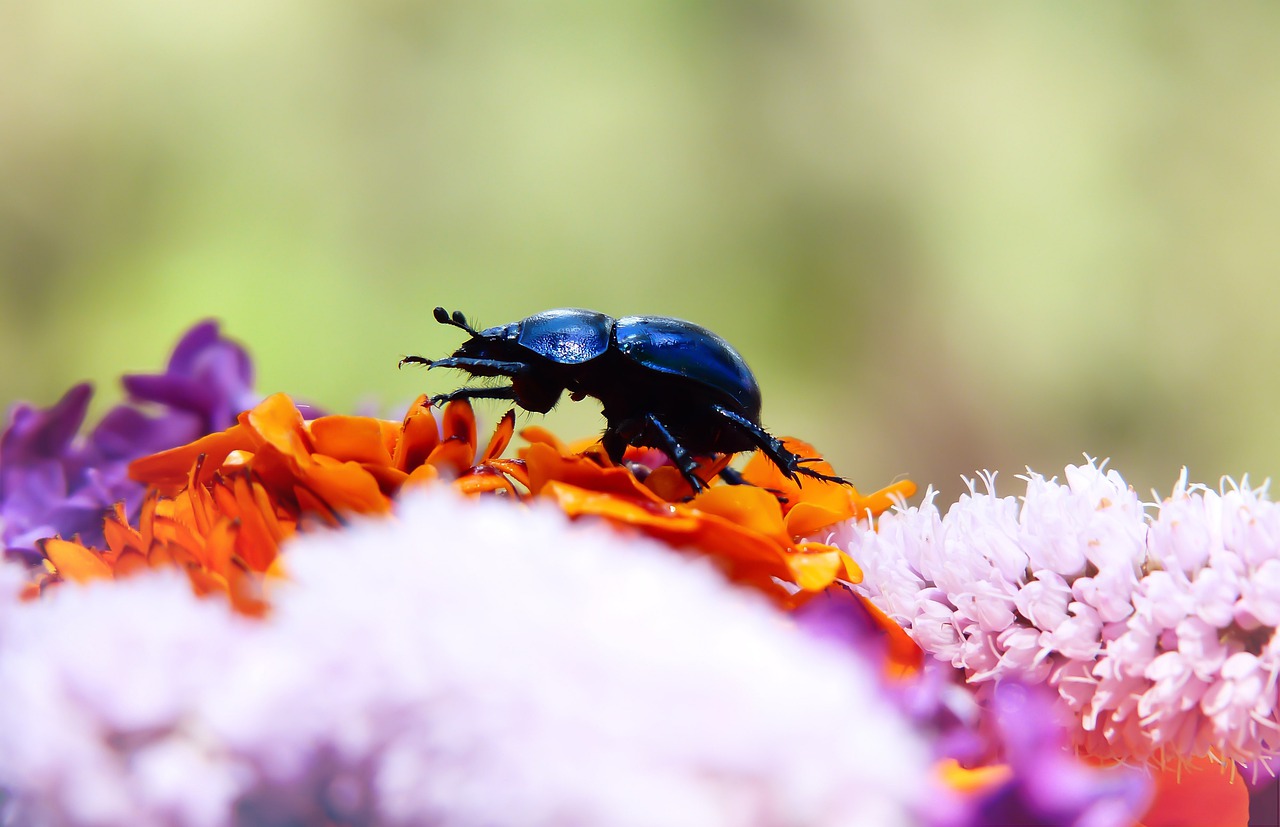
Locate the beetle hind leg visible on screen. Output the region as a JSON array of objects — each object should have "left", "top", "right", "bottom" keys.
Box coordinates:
[
  {"left": 607, "top": 415, "right": 706, "bottom": 494},
  {"left": 710, "top": 404, "right": 851, "bottom": 487}
]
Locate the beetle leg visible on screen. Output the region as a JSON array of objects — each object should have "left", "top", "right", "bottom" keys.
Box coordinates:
[
  {"left": 429, "top": 385, "right": 517, "bottom": 407},
  {"left": 642, "top": 414, "right": 705, "bottom": 494},
  {"left": 710, "top": 404, "right": 851, "bottom": 486},
  {"left": 420, "top": 356, "right": 530, "bottom": 377},
  {"left": 601, "top": 427, "right": 631, "bottom": 466}
]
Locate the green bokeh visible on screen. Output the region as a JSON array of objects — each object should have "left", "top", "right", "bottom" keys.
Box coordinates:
[{"left": 4, "top": 2, "right": 1280, "bottom": 502}]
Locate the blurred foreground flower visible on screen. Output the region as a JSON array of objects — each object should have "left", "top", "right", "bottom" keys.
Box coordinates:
[
  {"left": 847, "top": 460, "right": 1280, "bottom": 770},
  {"left": 0, "top": 492, "right": 933, "bottom": 827}
]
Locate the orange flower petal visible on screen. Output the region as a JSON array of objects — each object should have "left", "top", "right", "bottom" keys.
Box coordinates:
[
  {"left": 309, "top": 415, "right": 395, "bottom": 466},
  {"left": 787, "top": 543, "right": 843, "bottom": 591},
  {"left": 128, "top": 425, "right": 251, "bottom": 493},
  {"left": 403, "top": 463, "right": 442, "bottom": 489},
  {"left": 856, "top": 479, "right": 918, "bottom": 519},
  {"left": 427, "top": 438, "right": 477, "bottom": 477},
  {"left": 101, "top": 502, "right": 143, "bottom": 556},
  {"left": 485, "top": 458, "right": 530, "bottom": 490},
  {"left": 393, "top": 396, "right": 441, "bottom": 472},
  {"left": 362, "top": 464, "right": 410, "bottom": 495},
  {"left": 936, "top": 758, "right": 1012, "bottom": 794},
  {"left": 245, "top": 393, "right": 310, "bottom": 453},
  {"left": 1138, "top": 758, "right": 1249, "bottom": 827},
  {"left": 455, "top": 471, "right": 517, "bottom": 496},
  {"left": 229, "top": 473, "right": 284, "bottom": 571},
  {"left": 524, "top": 442, "right": 663, "bottom": 501},
  {"left": 854, "top": 592, "right": 924, "bottom": 678},
  {"left": 542, "top": 480, "right": 701, "bottom": 534},
  {"left": 642, "top": 466, "right": 695, "bottom": 501},
  {"left": 302, "top": 455, "right": 391, "bottom": 515},
  {"left": 692, "top": 485, "right": 790, "bottom": 542},
  {"left": 39, "top": 538, "right": 112, "bottom": 583},
  {"left": 481, "top": 409, "right": 516, "bottom": 462},
  {"left": 519, "top": 424, "right": 568, "bottom": 454},
  {"left": 441, "top": 400, "right": 477, "bottom": 448},
  {"left": 784, "top": 500, "right": 854, "bottom": 538}
]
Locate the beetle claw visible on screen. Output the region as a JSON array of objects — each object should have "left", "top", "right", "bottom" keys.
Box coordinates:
[{"left": 399, "top": 355, "right": 433, "bottom": 369}]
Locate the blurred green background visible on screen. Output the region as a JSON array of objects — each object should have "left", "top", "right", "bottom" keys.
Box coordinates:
[{"left": 3, "top": 1, "right": 1279, "bottom": 503}]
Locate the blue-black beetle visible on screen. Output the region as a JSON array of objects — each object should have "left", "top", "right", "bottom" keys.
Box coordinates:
[{"left": 400, "top": 307, "right": 848, "bottom": 493}]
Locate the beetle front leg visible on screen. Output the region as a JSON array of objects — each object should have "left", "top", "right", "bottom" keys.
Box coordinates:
[
  {"left": 429, "top": 385, "right": 517, "bottom": 407},
  {"left": 710, "top": 404, "right": 850, "bottom": 486},
  {"left": 408, "top": 356, "right": 530, "bottom": 378}
]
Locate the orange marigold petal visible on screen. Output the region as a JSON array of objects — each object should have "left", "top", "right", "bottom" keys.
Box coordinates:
[
  {"left": 294, "top": 486, "right": 343, "bottom": 527},
  {"left": 427, "top": 438, "right": 476, "bottom": 477},
  {"left": 129, "top": 425, "right": 251, "bottom": 493},
  {"left": 1138, "top": 758, "right": 1249, "bottom": 827},
  {"left": 441, "top": 400, "right": 477, "bottom": 448},
  {"left": 524, "top": 442, "right": 662, "bottom": 501},
  {"left": 785, "top": 500, "right": 856, "bottom": 538},
  {"left": 692, "top": 485, "right": 790, "bottom": 541},
  {"left": 363, "top": 463, "right": 410, "bottom": 495},
  {"left": 856, "top": 479, "right": 918, "bottom": 519},
  {"left": 455, "top": 471, "right": 517, "bottom": 496},
  {"left": 854, "top": 592, "right": 924, "bottom": 678},
  {"left": 40, "top": 538, "right": 112, "bottom": 583},
  {"left": 393, "top": 397, "right": 441, "bottom": 472},
  {"left": 485, "top": 458, "right": 530, "bottom": 490},
  {"left": 542, "top": 480, "right": 701, "bottom": 533},
  {"left": 302, "top": 455, "right": 391, "bottom": 515},
  {"left": 403, "top": 463, "right": 442, "bottom": 489},
  {"left": 936, "top": 759, "right": 1012, "bottom": 795},
  {"left": 229, "top": 474, "right": 283, "bottom": 571},
  {"left": 481, "top": 409, "right": 516, "bottom": 462},
  {"left": 519, "top": 424, "right": 568, "bottom": 454},
  {"left": 112, "top": 549, "right": 150, "bottom": 578},
  {"left": 643, "top": 466, "right": 695, "bottom": 501},
  {"left": 244, "top": 393, "right": 312, "bottom": 461},
  {"left": 102, "top": 502, "right": 143, "bottom": 555},
  {"left": 309, "top": 415, "right": 395, "bottom": 466},
  {"left": 787, "top": 543, "right": 843, "bottom": 591}
]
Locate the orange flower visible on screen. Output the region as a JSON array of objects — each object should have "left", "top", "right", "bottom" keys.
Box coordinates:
[
  {"left": 519, "top": 428, "right": 915, "bottom": 604},
  {"left": 36, "top": 393, "right": 913, "bottom": 613},
  {"left": 35, "top": 393, "right": 517, "bottom": 612}
]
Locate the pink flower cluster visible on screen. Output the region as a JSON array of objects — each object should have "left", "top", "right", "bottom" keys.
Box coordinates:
[{"left": 842, "top": 460, "right": 1280, "bottom": 765}]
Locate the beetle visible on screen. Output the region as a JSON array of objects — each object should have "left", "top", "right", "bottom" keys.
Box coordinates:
[{"left": 399, "top": 306, "right": 849, "bottom": 493}]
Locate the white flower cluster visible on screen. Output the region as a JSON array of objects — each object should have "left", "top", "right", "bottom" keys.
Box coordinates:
[
  {"left": 0, "top": 491, "right": 930, "bottom": 827},
  {"left": 843, "top": 460, "right": 1280, "bottom": 765}
]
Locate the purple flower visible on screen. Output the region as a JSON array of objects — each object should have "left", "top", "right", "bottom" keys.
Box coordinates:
[
  {"left": 962, "top": 683, "right": 1151, "bottom": 827},
  {"left": 0, "top": 321, "right": 256, "bottom": 563}
]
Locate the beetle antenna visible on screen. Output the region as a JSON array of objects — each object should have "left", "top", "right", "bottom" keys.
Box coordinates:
[{"left": 433, "top": 306, "right": 480, "bottom": 336}]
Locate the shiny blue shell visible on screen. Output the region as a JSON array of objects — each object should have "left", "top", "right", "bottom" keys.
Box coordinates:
[
  {"left": 505, "top": 308, "right": 614, "bottom": 365},
  {"left": 613, "top": 315, "right": 761, "bottom": 417}
]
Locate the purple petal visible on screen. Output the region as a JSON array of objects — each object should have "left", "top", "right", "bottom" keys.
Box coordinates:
[
  {"left": 963, "top": 683, "right": 1152, "bottom": 827},
  {"left": 0, "top": 321, "right": 260, "bottom": 562},
  {"left": 0, "top": 383, "right": 92, "bottom": 468}
]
